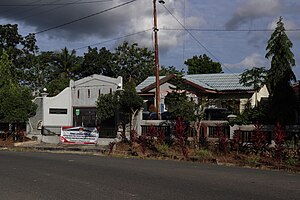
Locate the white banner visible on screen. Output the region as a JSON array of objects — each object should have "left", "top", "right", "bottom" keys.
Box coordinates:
[{"left": 60, "top": 126, "right": 99, "bottom": 144}]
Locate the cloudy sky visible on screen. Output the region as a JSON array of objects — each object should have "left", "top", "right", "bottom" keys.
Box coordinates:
[{"left": 0, "top": 0, "right": 299, "bottom": 78}]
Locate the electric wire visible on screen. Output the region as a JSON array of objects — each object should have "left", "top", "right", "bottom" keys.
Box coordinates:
[
  {"left": 0, "top": 0, "right": 113, "bottom": 7},
  {"left": 35, "top": 0, "right": 138, "bottom": 34},
  {"left": 15, "top": 0, "right": 92, "bottom": 22},
  {"left": 75, "top": 28, "right": 152, "bottom": 50},
  {"left": 160, "top": 3, "right": 235, "bottom": 73},
  {"left": 161, "top": 28, "right": 300, "bottom": 32}
]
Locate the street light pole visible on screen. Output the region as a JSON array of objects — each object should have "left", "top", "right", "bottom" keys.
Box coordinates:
[{"left": 153, "top": 0, "right": 161, "bottom": 120}]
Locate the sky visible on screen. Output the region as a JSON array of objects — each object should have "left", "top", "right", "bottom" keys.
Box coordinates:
[{"left": 0, "top": 0, "right": 299, "bottom": 78}]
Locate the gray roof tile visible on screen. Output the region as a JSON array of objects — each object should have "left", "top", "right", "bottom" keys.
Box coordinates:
[{"left": 136, "top": 73, "right": 253, "bottom": 92}]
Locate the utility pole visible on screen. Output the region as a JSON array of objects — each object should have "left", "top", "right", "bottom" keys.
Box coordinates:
[{"left": 153, "top": 0, "right": 162, "bottom": 120}]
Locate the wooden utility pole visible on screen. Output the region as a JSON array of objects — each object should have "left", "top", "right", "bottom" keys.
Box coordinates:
[{"left": 153, "top": 0, "right": 161, "bottom": 119}]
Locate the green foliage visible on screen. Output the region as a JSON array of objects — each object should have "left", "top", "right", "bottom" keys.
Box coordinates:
[
  {"left": 232, "top": 101, "right": 267, "bottom": 125},
  {"left": 156, "top": 143, "right": 169, "bottom": 155},
  {"left": 0, "top": 52, "right": 37, "bottom": 123},
  {"left": 265, "top": 17, "right": 297, "bottom": 124},
  {"left": 185, "top": 54, "right": 222, "bottom": 74},
  {"left": 159, "top": 65, "right": 184, "bottom": 76},
  {"left": 114, "top": 41, "right": 155, "bottom": 84},
  {"left": 45, "top": 76, "right": 70, "bottom": 97},
  {"left": 0, "top": 52, "right": 15, "bottom": 87},
  {"left": 195, "top": 149, "right": 213, "bottom": 161},
  {"left": 165, "top": 75, "right": 199, "bottom": 121},
  {"left": 240, "top": 67, "right": 267, "bottom": 91},
  {"left": 0, "top": 85, "right": 37, "bottom": 123},
  {"left": 119, "top": 80, "right": 144, "bottom": 116},
  {"left": 96, "top": 80, "right": 143, "bottom": 130},
  {"left": 52, "top": 47, "right": 80, "bottom": 79},
  {"left": 96, "top": 93, "right": 118, "bottom": 122},
  {"left": 78, "top": 47, "right": 117, "bottom": 78},
  {"left": 266, "top": 16, "right": 296, "bottom": 94}
]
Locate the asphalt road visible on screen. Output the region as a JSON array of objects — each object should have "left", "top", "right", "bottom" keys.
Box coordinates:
[{"left": 0, "top": 151, "right": 299, "bottom": 200}]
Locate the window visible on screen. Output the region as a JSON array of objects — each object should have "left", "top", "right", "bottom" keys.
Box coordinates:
[
  {"left": 49, "top": 108, "right": 68, "bottom": 114},
  {"left": 98, "top": 89, "right": 101, "bottom": 96},
  {"left": 77, "top": 90, "right": 80, "bottom": 99},
  {"left": 110, "top": 88, "right": 112, "bottom": 94},
  {"left": 88, "top": 89, "right": 91, "bottom": 98}
]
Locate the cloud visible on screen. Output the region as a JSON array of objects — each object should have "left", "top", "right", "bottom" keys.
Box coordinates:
[
  {"left": 225, "top": 53, "right": 269, "bottom": 70},
  {"left": 268, "top": 17, "right": 300, "bottom": 40},
  {"left": 0, "top": 0, "right": 204, "bottom": 52},
  {"left": 225, "top": 0, "right": 281, "bottom": 29}
]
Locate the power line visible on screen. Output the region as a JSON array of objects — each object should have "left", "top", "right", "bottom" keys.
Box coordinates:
[
  {"left": 75, "top": 28, "right": 152, "bottom": 50},
  {"left": 161, "top": 28, "right": 300, "bottom": 32},
  {"left": 15, "top": 0, "right": 87, "bottom": 21},
  {"left": 0, "top": 0, "right": 113, "bottom": 7},
  {"left": 160, "top": 4, "right": 235, "bottom": 73},
  {"left": 35, "top": 0, "right": 138, "bottom": 34}
]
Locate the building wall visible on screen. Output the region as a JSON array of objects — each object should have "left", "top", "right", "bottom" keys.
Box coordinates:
[
  {"left": 43, "top": 87, "right": 72, "bottom": 127},
  {"left": 28, "top": 74, "right": 123, "bottom": 136},
  {"left": 71, "top": 76, "right": 122, "bottom": 108},
  {"left": 27, "top": 97, "right": 43, "bottom": 135}
]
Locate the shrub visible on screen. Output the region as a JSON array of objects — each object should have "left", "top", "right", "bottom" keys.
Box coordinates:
[
  {"left": 195, "top": 149, "right": 213, "bottom": 161},
  {"left": 285, "top": 157, "right": 297, "bottom": 166},
  {"left": 156, "top": 143, "right": 169, "bottom": 155},
  {"left": 246, "top": 154, "right": 261, "bottom": 167},
  {"left": 174, "top": 118, "right": 189, "bottom": 159},
  {"left": 108, "top": 142, "right": 116, "bottom": 155},
  {"left": 231, "top": 129, "right": 243, "bottom": 153},
  {"left": 251, "top": 123, "right": 268, "bottom": 154},
  {"left": 274, "top": 122, "right": 285, "bottom": 162},
  {"left": 130, "top": 129, "right": 137, "bottom": 143},
  {"left": 216, "top": 124, "right": 228, "bottom": 154}
]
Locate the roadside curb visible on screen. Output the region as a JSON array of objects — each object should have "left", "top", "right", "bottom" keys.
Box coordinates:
[{"left": 5, "top": 144, "right": 108, "bottom": 154}]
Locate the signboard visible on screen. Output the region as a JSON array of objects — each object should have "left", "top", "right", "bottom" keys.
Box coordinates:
[
  {"left": 75, "top": 109, "right": 80, "bottom": 116},
  {"left": 60, "top": 126, "right": 99, "bottom": 144}
]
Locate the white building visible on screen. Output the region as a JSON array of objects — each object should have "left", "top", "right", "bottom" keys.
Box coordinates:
[{"left": 27, "top": 74, "right": 122, "bottom": 137}]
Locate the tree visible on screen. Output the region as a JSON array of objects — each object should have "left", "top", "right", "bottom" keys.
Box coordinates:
[
  {"left": 185, "top": 54, "right": 222, "bottom": 74},
  {"left": 0, "top": 52, "right": 37, "bottom": 128},
  {"left": 159, "top": 65, "right": 184, "bottom": 76},
  {"left": 265, "top": 16, "right": 297, "bottom": 124},
  {"left": 52, "top": 47, "right": 80, "bottom": 79},
  {"left": 118, "top": 80, "right": 143, "bottom": 131},
  {"left": 96, "top": 80, "right": 143, "bottom": 133},
  {"left": 78, "top": 47, "right": 117, "bottom": 78},
  {"left": 96, "top": 93, "right": 118, "bottom": 123},
  {"left": 45, "top": 48, "right": 81, "bottom": 96},
  {"left": 165, "top": 75, "right": 199, "bottom": 121},
  {"left": 240, "top": 67, "right": 267, "bottom": 107},
  {"left": 0, "top": 24, "right": 38, "bottom": 86},
  {"left": 114, "top": 41, "right": 155, "bottom": 84}
]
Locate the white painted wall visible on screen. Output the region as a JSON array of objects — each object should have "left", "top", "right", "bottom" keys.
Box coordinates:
[
  {"left": 250, "top": 85, "right": 269, "bottom": 107},
  {"left": 43, "top": 87, "right": 72, "bottom": 127}
]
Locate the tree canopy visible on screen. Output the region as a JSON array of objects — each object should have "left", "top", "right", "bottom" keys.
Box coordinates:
[
  {"left": 0, "top": 52, "right": 36, "bottom": 124},
  {"left": 185, "top": 54, "right": 222, "bottom": 74},
  {"left": 265, "top": 16, "right": 297, "bottom": 124},
  {"left": 165, "top": 75, "right": 199, "bottom": 121},
  {"left": 114, "top": 41, "right": 155, "bottom": 84}
]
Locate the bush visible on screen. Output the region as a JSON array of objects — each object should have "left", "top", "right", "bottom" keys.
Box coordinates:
[
  {"left": 251, "top": 123, "right": 268, "bottom": 154},
  {"left": 274, "top": 122, "right": 285, "bottom": 162},
  {"left": 195, "top": 149, "right": 213, "bottom": 161},
  {"left": 156, "top": 143, "right": 169, "bottom": 155}
]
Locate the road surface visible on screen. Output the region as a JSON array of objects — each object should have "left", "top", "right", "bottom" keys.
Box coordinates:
[{"left": 0, "top": 151, "right": 299, "bottom": 200}]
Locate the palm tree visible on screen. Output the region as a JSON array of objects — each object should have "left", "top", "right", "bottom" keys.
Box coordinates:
[{"left": 54, "top": 47, "right": 78, "bottom": 79}]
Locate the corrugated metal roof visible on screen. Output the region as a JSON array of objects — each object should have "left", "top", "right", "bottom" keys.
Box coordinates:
[
  {"left": 136, "top": 76, "right": 165, "bottom": 93},
  {"left": 185, "top": 73, "right": 253, "bottom": 91},
  {"left": 136, "top": 73, "right": 253, "bottom": 92}
]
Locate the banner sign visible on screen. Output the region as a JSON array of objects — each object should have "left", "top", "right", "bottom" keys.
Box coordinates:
[{"left": 60, "top": 126, "right": 99, "bottom": 144}]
